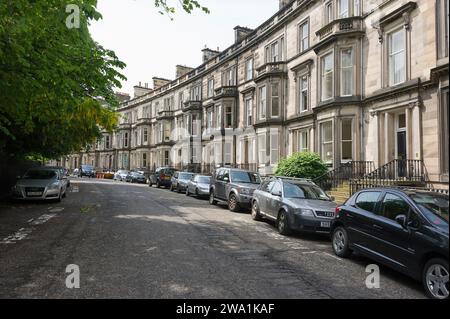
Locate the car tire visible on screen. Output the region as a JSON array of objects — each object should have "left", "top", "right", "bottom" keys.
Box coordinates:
[
  {"left": 332, "top": 226, "right": 352, "bottom": 258},
  {"left": 195, "top": 189, "right": 199, "bottom": 197},
  {"left": 209, "top": 192, "right": 217, "bottom": 205},
  {"left": 251, "top": 201, "right": 263, "bottom": 221},
  {"left": 177, "top": 186, "right": 181, "bottom": 193},
  {"left": 156, "top": 181, "right": 160, "bottom": 188},
  {"left": 170, "top": 184, "right": 174, "bottom": 192},
  {"left": 277, "top": 210, "right": 291, "bottom": 235},
  {"left": 56, "top": 191, "right": 62, "bottom": 203},
  {"left": 423, "top": 258, "right": 449, "bottom": 299},
  {"left": 228, "top": 193, "right": 240, "bottom": 212},
  {"left": 186, "top": 188, "right": 190, "bottom": 196}
]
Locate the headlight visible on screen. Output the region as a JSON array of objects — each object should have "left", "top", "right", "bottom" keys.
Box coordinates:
[
  {"left": 297, "top": 209, "right": 314, "bottom": 217},
  {"left": 48, "top": 182, "right": 60, "bottom": 190},
  {"left": 240, "top": 188, "right": 250, "bottom": 195}
]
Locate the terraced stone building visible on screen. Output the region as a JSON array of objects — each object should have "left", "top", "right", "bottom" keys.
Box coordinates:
[{"left": 63, "top": 0, "right": 449, "bottom": 193}]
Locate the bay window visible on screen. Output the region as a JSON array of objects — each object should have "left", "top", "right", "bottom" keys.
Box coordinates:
[
  {"left": 294, "top": 130, "right": 309, "bottom": 153},
  {"left": 341, "top": 118, "right": 353, "bottom": 161},
  {"left": 321, "top": 52, "right": 334, "bottom": 101},
  {"left": 270, "top": 134, "right": 279, "bottom": 165},
  {"left": 271, "top": 83, "right": 280, "bottom": 118},
  {"left": 340, "top": 48, "right": 353, "bottom": 96},
  {"left": 388, "top": 28, "right": 406, "bottom": 86},
  {"left": 258, "top": 134, "right": 266, "bottom": 165},
  {"left": 259, "top": 86, "right": 267, "bottom": 120},
  {"left": 321, "top": 121, "right": 333, "bottom": 164}
]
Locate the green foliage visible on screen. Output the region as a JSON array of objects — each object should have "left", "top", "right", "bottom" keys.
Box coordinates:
[
  {"left": 0, "top": 0, "right": 125, "bottom": 159},
  {"left": 154, "top": 0, "right": 210, "bottom": 18},
  {"left": 274, "top": 152, "right": 328, "bottom": 179}
]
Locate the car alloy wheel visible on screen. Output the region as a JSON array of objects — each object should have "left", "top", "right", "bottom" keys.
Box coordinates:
[
  {"left": 228, "top": 194, "right": 239, "bottom": 212},
  {"left": 209, "top": 192, "right": 217, "bottom": 205},
  {"left": 424, "top": 259, "right": 449, "bottom": 299},
  {"left": 277, "top": 211, "right": 291, "bottom": 235},
  {"left": 251, "top": 201, "right": 262, "bottom": 221},
  {"left": 332, "top": 227, "right": 352, "bottom": 258}
]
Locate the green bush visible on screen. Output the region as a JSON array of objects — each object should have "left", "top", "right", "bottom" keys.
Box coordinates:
[{"left": 274, "top": 152, "right": 328, "bottom": 179}]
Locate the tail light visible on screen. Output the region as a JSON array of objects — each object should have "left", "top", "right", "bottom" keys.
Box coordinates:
[{"left": 335, "top": 207, "right": 341, "bottom": 218}]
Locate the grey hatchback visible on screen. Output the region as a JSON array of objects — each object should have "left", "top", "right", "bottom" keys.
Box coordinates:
[{"left": 251, "top": 177, "right": 337, "bottom": 235}]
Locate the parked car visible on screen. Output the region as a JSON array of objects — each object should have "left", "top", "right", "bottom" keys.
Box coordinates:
[
  {"left": 186, "top": 175, "right": 211, "bottom": 198},
  {"left": 11, "top": 167, "right": 68, "bottom": 202},
  {"left": 79, "top": 164, "right": 96, "bottom": 178},
  {"left": 331, "top": 188, "right": 449, "bottom": 299},
  {"left": 125, "top": 171, "right": 147, "bottom": 184},
  {"left": 149, "top": 167, "right": 177, "bottom": 188},
  {"left": 209, "top": 168, "right": 261, "bottom": 212},
  {"left": 170, "top": 172, "right": 195, "bottom": 192},
  {"left": 46, "top": 166, "right": 71, "bottom": 188},
  {"left": 114, "top": 170, "right": 130, "bottom": 181},
  {"left": 251, "top": 177, "right": 337, "bottom": 235}
]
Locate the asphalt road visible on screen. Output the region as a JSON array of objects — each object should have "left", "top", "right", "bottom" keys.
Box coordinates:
[{"left": 0, "top": 178, "right": 426, "bottom": 298}]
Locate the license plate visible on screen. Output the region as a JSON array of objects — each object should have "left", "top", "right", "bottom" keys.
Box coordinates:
[
  {"left": 27, "top": 192, "right": 42, "bottom": 196},
  {"left": 165, "top": 176, "right": 171, "bottom": 180},
  {"left": 320, "top": 221, "right": 331, "bottom": 228}
]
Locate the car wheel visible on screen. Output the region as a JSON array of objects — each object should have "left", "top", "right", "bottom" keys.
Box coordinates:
[
  {"left": 56, "top": 191, "right": 62, "bottom": 203},
  {"left": 423, "top": 258, "right": 449, "bottom": 299},
  {"left": 156, "top": 181, "right": 160, "bottom": 188},
  {"left": 277, "top": 210, "right": 291, "bottom": 235},
  {"left": 251, "top": 201, "right": 262, "bottom": 221},
  {"left": 149, "top": 182, "right": 153, "bottom": 187},
  {"left": 170, "top": 184, "right": 174, "bottom": 192},
  {"left": 177, "top": 186, "right": 181, "bottom": 193},
  {"left": 209, "top": 192, "right": 217, "bottom": 205},
  {"left": 186, "top": 188, "right": 190, "bottom": 196},
  {"left": 332, "top": 226, "right": 352, "bottom": 258},
  {"left": 228, "top": 193, "right": 240, "bottom": 212},
  {"left": 195, "top": 188, "right": 199, "bottom": 197}
]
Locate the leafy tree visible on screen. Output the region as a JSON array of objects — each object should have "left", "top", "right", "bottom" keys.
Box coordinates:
[
  {"left": 274, "top": 152, "right": 328, "bottom": 179},
  {"left": 0, "top": 0, "right": 208, "bottom": 160}
]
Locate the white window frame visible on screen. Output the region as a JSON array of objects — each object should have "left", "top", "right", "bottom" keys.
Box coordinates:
[
  {"left": 388, "top": 28, "right": 406, "bottom": 86},
  {"left": 245, "top": 58, "right": 254, "bottom": 81},
  {"left": 258, "top": 134, "right": 266, "bottom": 166},
  {"left": 299, "top": 75, "right": 309, "bottom": 112},
  {"left": 340, "top": 47, "right": 354, "bottom": 97},
  {"left": 224, "top": 104, "right": 233, "bottom": 129},
  {"left": 340, "top": 118, "right": 353, "bottom": 162},
  {"left": 270, "top": 133, "right": 279, "bottom": 165},
  {"left": 321, "top": 52, "right": 334, "bottom": 101},
  {"left": 299, "top": 20, "right": 310, "bottom": 53},
  {"left": 245, "top": 96, "right": 253, "bottom": 127},
  {"left": 259, "top": 86, "right": 267, "bottom": 120},
  {"left": 270, "top": 82, "right": 280, "bottom": 118},
  {"left": 207, "top": 78, "right": 214, "bottom": 98},
  {"left": 320, "top": 121, "right": 334, "bottom": 164}
]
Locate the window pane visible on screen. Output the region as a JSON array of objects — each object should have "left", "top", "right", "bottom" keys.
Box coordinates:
[
  {"left": 342, "top": 142, "right": 353, "bottom": 160},
  {"left": 340, "top": 0, "right": 349, "bottom": 17},
  {"left": 323, "top": 122, "right": 332, "bottom": 142},
  {"left": 341, "top": 119, "right": 352, "bottom": 140},
  {"left": 356, "top": 192, "right": 381, "bottom": 213},
  {"left": 381, "top": 193, "right": 410, "bottom": 221},
  {"left": 322, "top": 53, "right": 334, "bottom": 100}
]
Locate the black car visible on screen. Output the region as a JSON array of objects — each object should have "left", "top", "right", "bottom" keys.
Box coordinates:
[
  {"left": 170, "top": 172, "right": 194, "bottom": 193},
  {"left": 79, "top": 165, "right": 96, "bottom": 178},
  {"left": 125, "top": 171, "right": 147, "bottom": 184},
  {"left": 331, "top": 188, "right": 449, "bottom": 299}
]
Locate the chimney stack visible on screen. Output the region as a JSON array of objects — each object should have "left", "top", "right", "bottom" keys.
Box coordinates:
[
  {"left": 234, "top": 26, "right": 253, "bottom": 43},
  {"left": 176, "top": 65, "right": 195, "bottom": 78},
  {"left": 133, "top": 82, "right": 153, "bottom": 98},
  {"left": 153, "top": 77, "right": 171, "bottom": 90},
  {"left": 202, "top": 47, "right": 220, "bottom": 63},
  {"left": 279, "top": 0, "right": 290, "bottom": 9}
]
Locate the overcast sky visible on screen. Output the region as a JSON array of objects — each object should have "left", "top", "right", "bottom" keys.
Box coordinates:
[{"left": 88, "top": 0, "right": 279, "bottom": 96}]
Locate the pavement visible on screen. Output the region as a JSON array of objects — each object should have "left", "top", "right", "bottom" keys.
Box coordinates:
[{"left": 0, "top": 178, "right": 426, "bottom": 298}]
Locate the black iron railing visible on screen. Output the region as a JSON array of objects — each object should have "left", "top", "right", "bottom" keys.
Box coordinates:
[
  {"left": 314, "top": 161, "right": 375, "bottom": 192},
  {"left": 349, "top": 159, "right": 426, "bottom": 194}
]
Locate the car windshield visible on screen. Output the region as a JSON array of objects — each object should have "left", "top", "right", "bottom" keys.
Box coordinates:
[
  {"left": 82, "top": 165, "right": 94, "bottom": 171},
  {"left": 283, "top": 183, "right": 330, "bottom": 201},
  {"left": 179, "top": 173, "right": 194, "bottom": 180},
  {"left": 132, "top": 172, "right": 143, "bottom": 177},
  {"left": 23, "top": 169, "right": 57, "bottom": 180},
  {"left": 198, "top": 177, "right": 211, "bottom": 184},
  {"left": 230, "top": 171, "right": 261, "bottom": 184},
  {"left": 409, "top": 192, "right": 449, "bottom": 224}
]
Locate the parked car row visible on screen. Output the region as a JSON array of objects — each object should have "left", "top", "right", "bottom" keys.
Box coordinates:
[
  {"left": 147, "top": 166, "right": 449, "bottom": 299},
  {"left": 113, "top": 170, "right": 147, "bottom": 184}
]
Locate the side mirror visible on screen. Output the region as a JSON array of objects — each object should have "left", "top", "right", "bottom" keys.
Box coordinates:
[{"left": 395, "top": 214, "right": 407, "bottom": 227}]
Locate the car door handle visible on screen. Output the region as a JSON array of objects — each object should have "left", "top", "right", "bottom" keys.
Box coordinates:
[{"left": 372, "top": 224, "right": 383, "bottom": 230}]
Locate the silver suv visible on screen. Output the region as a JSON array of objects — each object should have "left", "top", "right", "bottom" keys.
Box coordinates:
[
  {"left": 209, "top": 168, "right": 261, "bottom": 212},
  {"left": 251, "top": 177, "right": 337, "bottom": 235}
]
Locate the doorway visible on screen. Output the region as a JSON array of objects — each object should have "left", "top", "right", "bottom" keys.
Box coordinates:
[{"left": 396, "top": 113, "right": 407, "bottom": 177}]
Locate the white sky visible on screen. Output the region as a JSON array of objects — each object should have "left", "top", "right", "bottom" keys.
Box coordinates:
[{"left": 89, "top": 0, "right": 279, "bottom": 96}]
